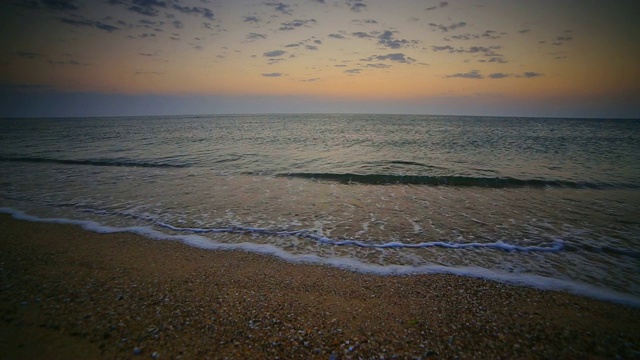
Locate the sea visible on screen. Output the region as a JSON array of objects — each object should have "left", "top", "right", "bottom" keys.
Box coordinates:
[{"left": 1, "top": 114, "right": 639, "bottom": 306}]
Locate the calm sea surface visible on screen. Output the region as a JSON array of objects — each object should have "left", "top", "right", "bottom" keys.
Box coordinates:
[{"left": 1, "top": 114, "right": 639, "bottom": 305}]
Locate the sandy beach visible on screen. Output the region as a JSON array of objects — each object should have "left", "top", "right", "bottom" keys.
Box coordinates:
[{"left": 0, "top": 214, "right": 638, "bottom": 359}]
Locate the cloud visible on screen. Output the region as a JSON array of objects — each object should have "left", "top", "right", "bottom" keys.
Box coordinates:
[
  {"left": 446, "top": 30, "right": 501, "bottom": 41},
  {"left": 41, "top": 0, "right": 78, "bottom": 11},
  {"left": 431, "top": 44, "right": 505, "bottom": 62},
  {"left": 480, "top": 57, "right": 508, "bottom": 64},
  {"left": 59, "top": 17, "right": 120, "bottom": 32},
  {"left": 445, "top": 70, "right": 483, "bottom": 79},
  {"left": 366, "top": 63, "right": 391, "bottom": 68},
  {"left": 243, "top": 16, "right": 260, "bottom": 23},
  {"left": 263, "top": 50, "right": 287, "bottom": 57},
  {"left": 444, "top": 70, "right": 543, "bottom": 79},
  {"left": 521, "top": 72, "right": 543, "bottom": 78},
  {"left": 426, "top": 1, "right": 448, "bottom": 11},
  {"left": 262, "top": 72, "right": 283, "bottom": 77},
  {"left": 11, "top": 0, "right": 39, "bottom": 9},
  {"left": 172, "top": 20, "right": 183, "bottom": 29},
  {"left": 127, "top": 32, "right": 156, "bottom": 38},
  {"left": 488, "top": 73, "right": 509, "bottom": 79},
  {"left": 429, "top": 22, "right": 467, "bottom": 32},
  {"left": 284, "top": 42, "right": 301, "bottom": 47},
  {"left": 306, "top": 45, "right": 318, "bottom": 50},
  {"left": 351, "top": 19, "right": 377, "bottom": 25},
  {"left": 172, "top": 5, "right": 214, "bottom": 20},
  {"left": 328, "top": 33, "right": 346, "bottom": 39},
  {"left": 279, "top": 19, "right": 317, "bottom": 31},
  {"left": 123, "top": 0, "right": 168, "bottom": 17},
  {"left": 431, "top": 45, "right": 454, "bottom": 52},
  {"left": 246, "top": 32, "right": 267, "bottom": 40},
  {"left": 16, "top": 51, "right": 43, "bottom": 59},
  {"left": 365, "top": 53, "right": 415, "bottom": 64},
  {"left": 377, "top": 30, "right": 416, "bottom": 49},
  {"left": 134, "top": 71, "right": 164, "bottom": 75},
  {"left": 48, "top": 59, "right": 89, "bottom": 66},
  {"left": 301, "top": 77, "right": 320, "bottom": 82},
  {"left": 280, "top": 19, "right": 317, "bottom": 31},
  {"left": 346, "top": 0, "right": 366, "bottom": 12},
  {"left": 264, "top": 1, "right": 292, "bottom": 15},
  {"left": 345, "top": 68, "right": 362, "bottom": 74},
  {"left": 352, "top": 31, "right": 373, "bottom": 39},
  {"left": 519, "top": 29, "right": 530, "bottom": 34}
]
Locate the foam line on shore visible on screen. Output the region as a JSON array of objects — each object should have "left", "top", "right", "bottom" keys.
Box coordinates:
[
  {"left": 75, "top": 207, "right": 565, "bottom": 253},
  {"left": 2, "top": 207, "right": 639, "bottom": 307}
]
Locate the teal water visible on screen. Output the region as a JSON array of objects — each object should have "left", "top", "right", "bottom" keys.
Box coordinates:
[{"left": 1, "top": 114, "right": 639, "bottom": 305}]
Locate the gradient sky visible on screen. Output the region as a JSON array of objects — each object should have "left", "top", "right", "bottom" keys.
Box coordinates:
[{"left": 1, "top": 0, "right": 639, "bottom": 118}]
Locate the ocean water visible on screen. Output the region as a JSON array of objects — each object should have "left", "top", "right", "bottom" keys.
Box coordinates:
[{"left": 1, "top": 114, "right": 639, "bottom": 306}]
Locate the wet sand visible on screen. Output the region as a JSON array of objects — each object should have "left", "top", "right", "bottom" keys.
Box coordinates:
[{"left": 0, "top": 214, "right": 638, "bottom": 359}]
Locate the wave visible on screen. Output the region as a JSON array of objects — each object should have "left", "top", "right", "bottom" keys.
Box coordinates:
[
  {"left": 75, "top": 207, "right": 640, "bottom": 259},
  {"left": 1, "top": 206, "right": 639, "bottom": 307},
  {"left": 156, "top": 221, "right": 566, "bottom": 253},
  {"left": 0, "top": 156, "right": 189, "bottom": 169},
  {"left": 278, "top": 172, "right": 627, "bottom": 189}
]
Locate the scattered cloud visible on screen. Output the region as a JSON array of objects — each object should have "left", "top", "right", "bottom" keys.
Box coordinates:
[
  {"left": 378, "top": 30, "right": 417, "bottom": 49},
  {"left": 445, "top": 70, "right": 483, "bottom": 79},
  {"left": 39, "top": 0, "right": 79, "bottom": 11},
  {"left": 279, "top": 19, "right": 317, "bottom": 31},
  {"left": 246, "top": 32, "right": 267, "bottom": 40},
  {"left": 122, "top": 0, "right": 169, "bottom": 17},
  {"left": 134, "top": 71, "right": 164, "bottom": 75},
  {"left": 345, "top": 68, "right": 362, "bottom": 74},
  {"left": 445, "top": 30, "right": 501, "bottom": 41},
  {"left": 429, "top": 22, "right": 467, "bottom": 32},
  {"left": 48, "top": 59, "right": 89, "bottom": 66},
  {"left": 264, "top": 1, "right": 292, "bottom": 15},
  {"left": 521, "top": 71, "right": 543, "bottom": 78},
  {"left": 328, "top": 33, "right": 346, "bottom": 39},
  {"left": 15, "top": 51, "right": 43, "bottom": 59},
  {"left": 346, "top": 0, "right": 366, "bottom": 12},
  {"left": 479, "top": 57, "right": 507, "bottom": 64},
  {"left": 262, "top": 72, "right": 283, "bottom": 77},
  {"left": 426, "top": 1, "right": 448, "bottom": 11},
  {"left": 352, "top": 31, "right": 373, "bottom": 39},
  {"left": 366, "top": 63, "right": 391, "bottom": 68},
  {"left": 445, "top": 70, "right": 543, "bottom": 79},
  {"left": 518, "top": 29, "right": 530, "bottom": 34},
  {"left": 243, "top": 16, "right": 260, "bottom": 23},
  {"left": 172, "top": 20, "right": 183, "bottom": 29},
  {"left": 301, "top": 77, "right": 320, "bottom": 82},
  {"left": 364, "top": 53, "right": 415, "bottom": 63},
  {"left": 488, "top": 72, "right": 509, "bottom": 79},
  {"left": 263, "top": 50, "right": 287, "bottom": 57},
  {"left": 553, "top": 35, "right": 573, "bottom": 45},
  {"left": 351, "top": 19, "right": 377, "bottom": 25},
  {"left": 172, "top": 4, "right": 215, "bottom": 20},
  {"left": 59, "top": 17, "right": 120, "bottom": 33},
  {"left": 305, "top": 45, "right": 318, "bottom": 50}
]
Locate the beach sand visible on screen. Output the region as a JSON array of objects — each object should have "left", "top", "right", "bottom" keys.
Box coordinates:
[{"left": 0, "top": 214, "right": 638, "bottom": 359}]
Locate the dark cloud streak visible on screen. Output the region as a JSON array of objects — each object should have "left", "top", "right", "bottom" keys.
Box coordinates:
[{"left": 59, "top": 17, "right": 120, "bottom": 32}]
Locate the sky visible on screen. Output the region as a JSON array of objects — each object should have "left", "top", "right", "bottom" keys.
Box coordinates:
[{"left": 1, "top": 0, "right": 639, "bottom": 118}]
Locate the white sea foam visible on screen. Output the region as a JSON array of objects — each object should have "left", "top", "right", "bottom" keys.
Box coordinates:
[{"left": 1, "top": 206, "right": 639, "bottom": 308}]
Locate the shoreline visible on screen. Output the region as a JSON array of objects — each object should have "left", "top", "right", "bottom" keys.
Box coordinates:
[{"left": 1, "top": 214, "right": 639, "bottom": 359}]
